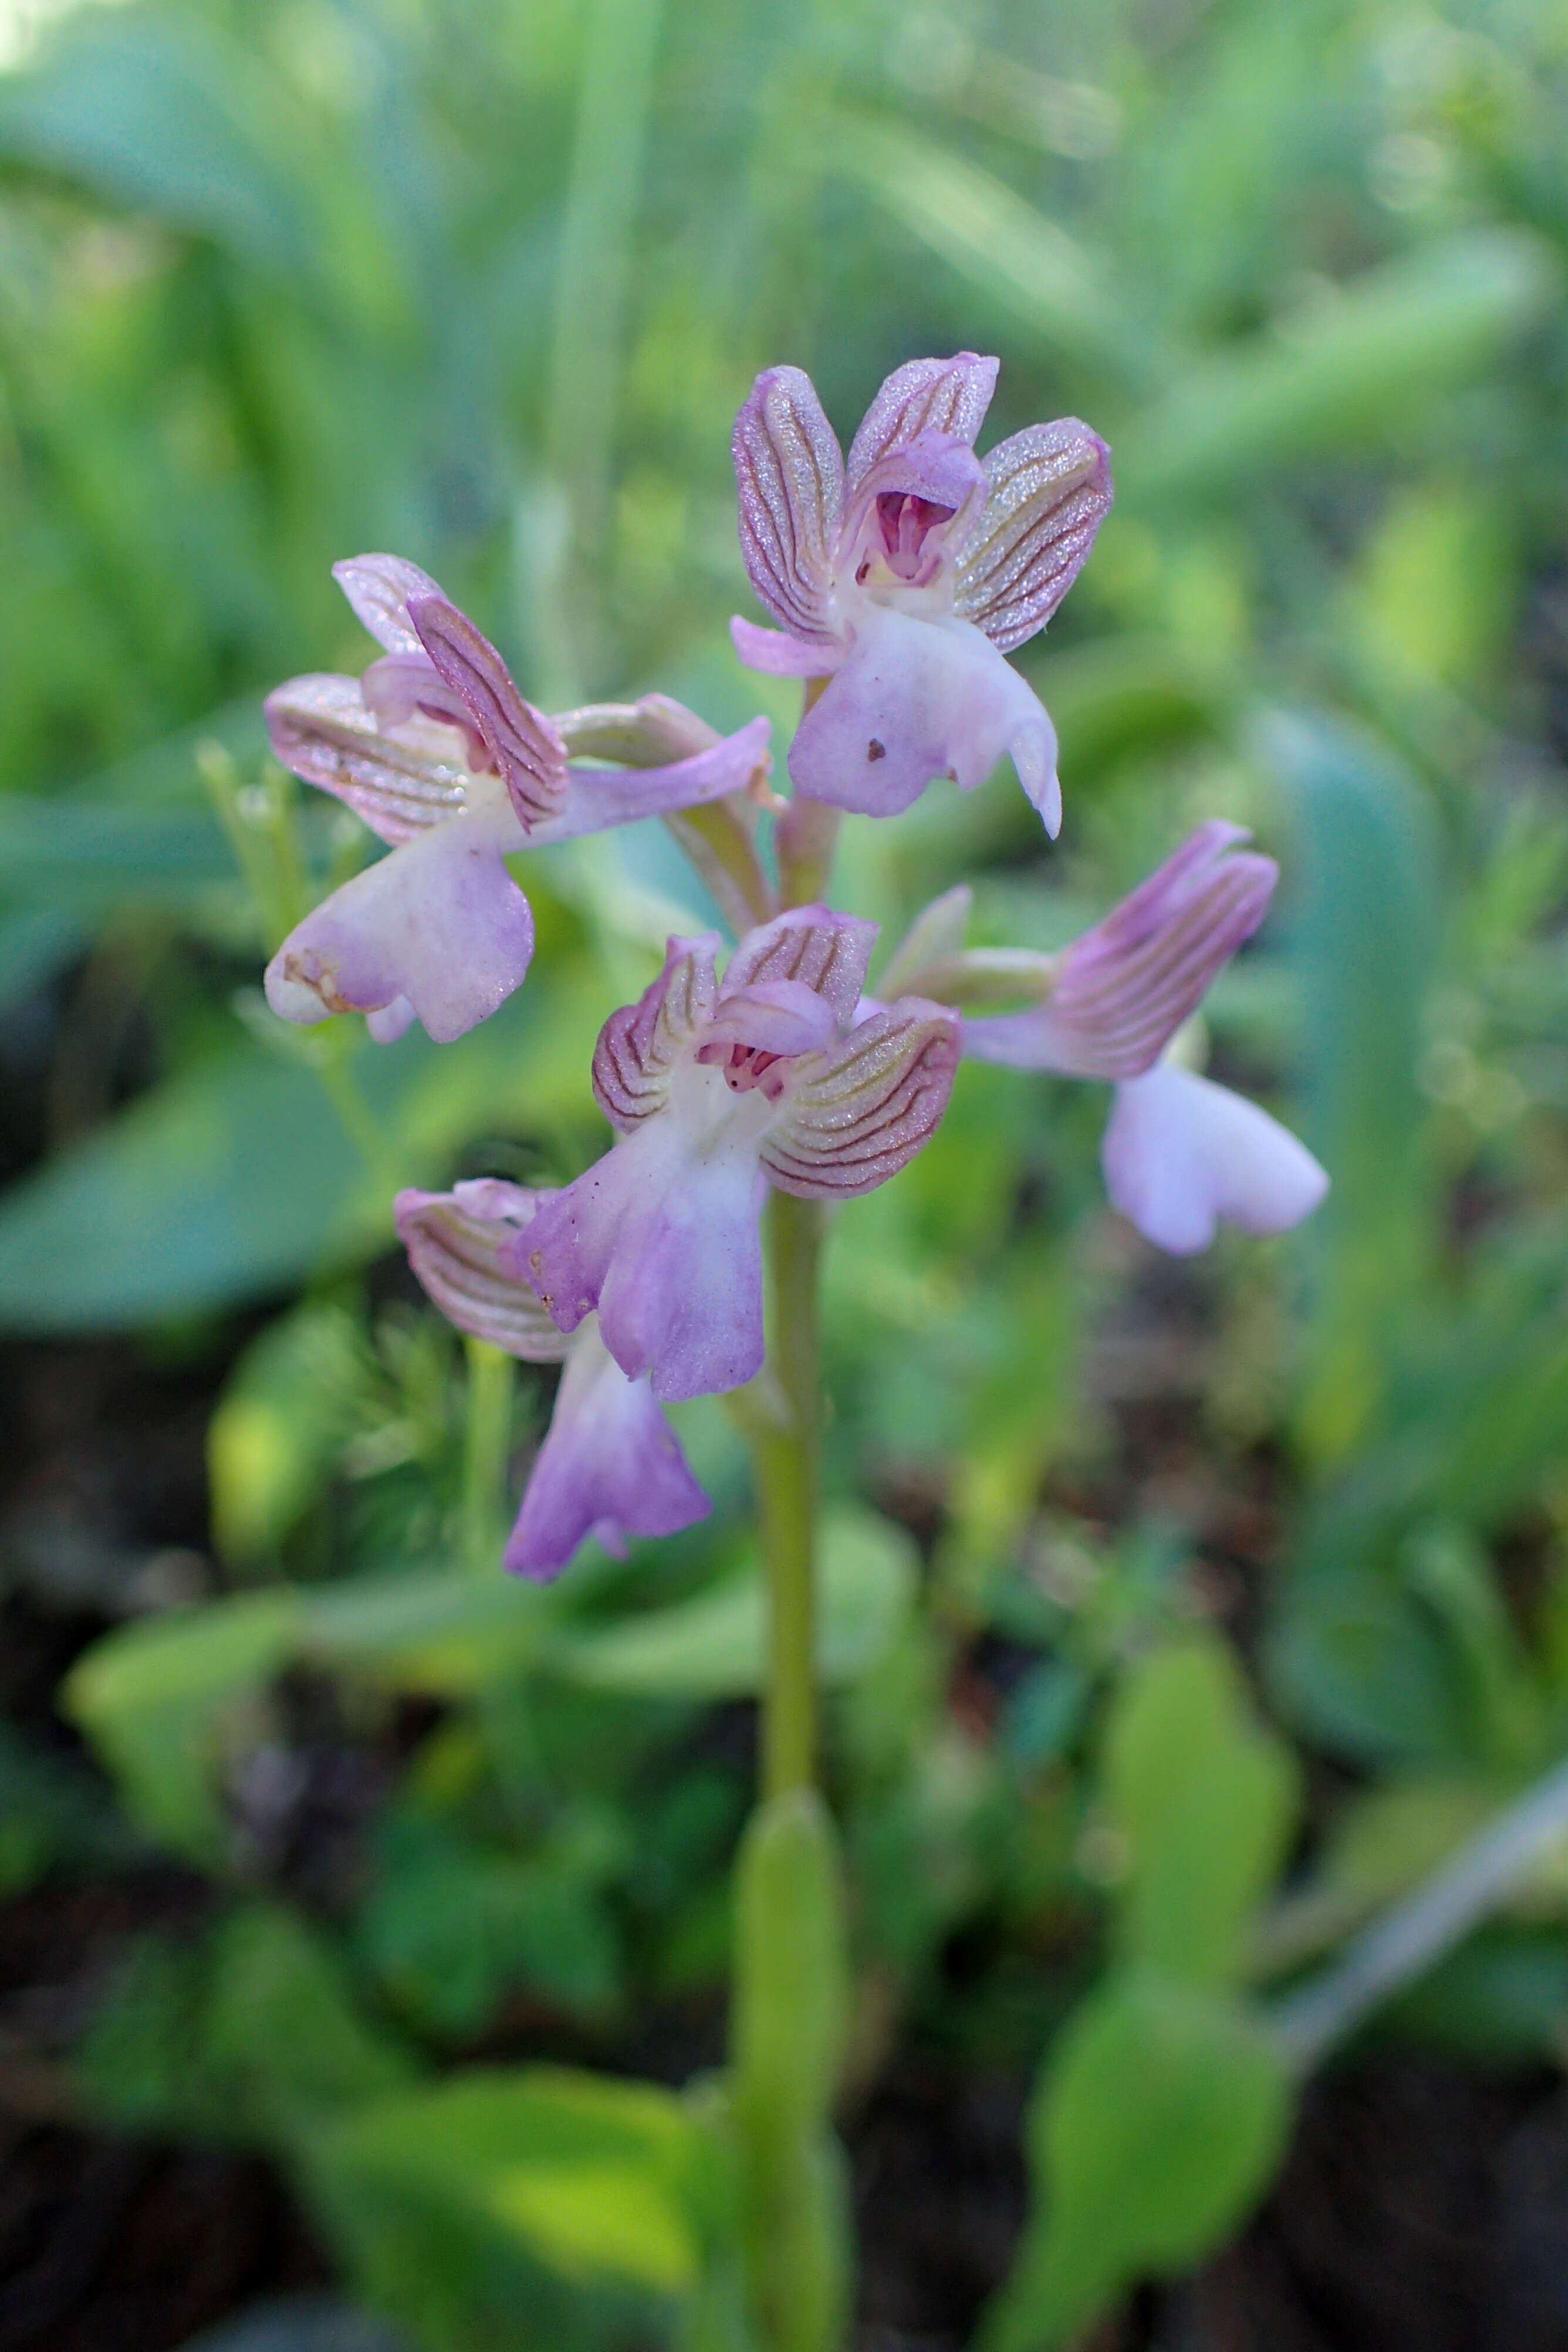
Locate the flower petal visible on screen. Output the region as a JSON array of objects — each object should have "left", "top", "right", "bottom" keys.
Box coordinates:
[
  {"left": 964, "top": 823, "right": 1277, "bottom": 1080},
  {"left": 408, "top": 594, "right": 569, "bottom": 831},
  {"left": 591, "top": 933, "right": 721, "bottom": 1131},
  {"left": 954, "top": 420, "right": 1113, "bottom": 653},
  {"left": 396, "top": 1180, "right": 567, "bottom": 1360},
  {"left": 761, "top": 998, "right": 959, "bottom": 1198},
  {"left": 1101, "top": 1064, "right": 1329, "bottom": 1255},
  {"left": 535, "top": 715, "right": 773, "bottom": 843},
  {"left": 839, "top": 430, "right": 988, "bottom": 590},
  {"left": 367, "top": 996, "right": 415, "bottom": 1043},
  {"left": 698, "top": 978, "right": 840, "bottom": 1060},
  {"left": 265, "top": 673, "right": 468, "bottom": 844},
  {"left": 846, "top": 353, "right": 999, "bottom": 484},
  {"left": 332, "top": 552, "right": 445, "bottom": 655},
  {"left": 505, "top": 1322, "right": 710, "bottom": 1580},
  {"left": 264, "top": 816, "right": 534, "bottom": 1043},
  {"left": 729, "top": 616, "right": 842, "bottom": 677},
  {"left": 361, "top": 651, "right": 491, "bottom": 772},
  {"left": 789, "top": 607, "right": 1060, "bottom": 833},
  {"left": 719, "top": 904, "right": 878, "bottom": 1028},
  {"left": 522, "top": 1113, "right": 768, "bottom": 1400},
  {"left": 732, "top": 366, "right": 845, "bottom": 654}
]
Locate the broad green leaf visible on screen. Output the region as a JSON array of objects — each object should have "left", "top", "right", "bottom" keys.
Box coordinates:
[
  {"left": 1104, "top": 1637, "right": 1299, "bottom": 1985},
  {"left": 306, "top": 2067, "right": 702, "bottom": 2298},
  {"left": 984, "top": 1973, "right": 1293, "bottom": 2351},
  {"left": 0, "top": 1042, "right": 386, "bottom": 1332},
  {"left": 63, "top": 1590, "right": 300, "bottom": 1858},
  {"left": 0, "top": 965, "right": 600, "bottom": 1330},
  {"left": 0, "top": 795, "right": 234, "bottom": 917},
  {"left": 1122, "top": 231, "right": 1556, "bottom": 496},
  {"left": 552, "top": 1509, "right": 917, "bottom": 1696},
  {"left": 77, "top": 1901, "right": 413, "bottom": 2144},
  {"left": 1271, "top": 714, "right": 1441, "bottom": 1462},
  {"left": 0, "top": 12, "right": 408, "bottom": 327},
  {"left": 208, "top": 1303, "right": 376, "bottom": 1564}
]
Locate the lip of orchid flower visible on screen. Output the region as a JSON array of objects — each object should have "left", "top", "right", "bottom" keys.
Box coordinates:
[
  {"left": 516, "top": 907, "right": 960, "bottom": 1403},
  {"left": 262, "top": 553, "right": 772, "bottom": 1043},
  {"left": 1101, "top": 1063, "right": 1329, "bottom": 1255},
  {"left": 729, "top": 356, "right": 1111, "bottom": 834},
  {"left": 394, "top": 1180, "right": 711, "bottom": 1578},
  {"left": 959, "top": 823, "right": 1279, "bottom": 1080}
]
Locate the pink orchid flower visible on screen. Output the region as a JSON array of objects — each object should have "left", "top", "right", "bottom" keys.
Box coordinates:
[
  {"left": 265, "top": 554, "right": 771, "bottom": 1044},
  {"left": 397, "top": 1180, "right": 710, "bottom": 1578},
  {"left": 517, "top": 908, "right": 960, "bottom": 1401},
  {"left": 955, "top": 822, "right": 1328, "bottom": 1253},
  {"left": 731, "top": 354, "right": 1110, "bottom": 835}
]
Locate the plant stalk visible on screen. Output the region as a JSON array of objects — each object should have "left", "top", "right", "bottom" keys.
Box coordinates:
[
  {"left": 751, "top": 1189, "right": 824, "bottom": 1798},
  {"left": 461, "top": 1335, "right": 515, "bottom": 1576}
]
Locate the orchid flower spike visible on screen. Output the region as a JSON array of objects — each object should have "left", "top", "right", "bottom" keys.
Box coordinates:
[
  {"left": 516, "top": 908, "right": 959, "bottom": 1401},
  {"left": 397, "top": 1181, "right": 710, "bottom": 1577},
  {"left": 731, "top": 354, "right": 1110, "bottom": 836},
  {"left": 265, "top": 554, "right": 771, "bottom": 1044},
  {"left": 956, "top": 823, "right": 1329, "bottom": 1253}
]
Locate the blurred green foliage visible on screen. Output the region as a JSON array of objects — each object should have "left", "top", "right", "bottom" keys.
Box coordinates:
[{"left": 1, "top": 0, "right": 1567, "bottom": 2344}]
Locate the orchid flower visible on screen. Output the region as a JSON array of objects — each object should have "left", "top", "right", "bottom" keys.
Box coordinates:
[
  {"left": 934, "top": 822, "right": 1327, "bottom": 1253},
  {"left": 515, "top": 908, "right": 959, "bottom": 1401},
  {"left": 396, "top": 1180, "right": 710, "bottom": 1578},
  {"left": 265, "top": 554, "right": 771, "bottom": 1043},
  {"left": 731, "top": 354, "right": 1110, "bottom": 836}
]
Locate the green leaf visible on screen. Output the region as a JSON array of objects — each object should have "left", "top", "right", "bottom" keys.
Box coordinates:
[
  {"left": 63, "top": 1590, "right": 299, "bottom": 1859},
  {"left": 0, "top": 1042, "right": 381, "bottom": 1332},
  {"left": 1272, "top": 714, "right": 1441, "bottom": 1462},
  {"left": 984, "top": 1973, "right": 1293, "bottom": 2351},
  {"left": 208, "top": 1303, "right": 376, "bottom": 1564},
  {"left": 1122, "top": 230, "right": 1557, "bottom": 496},
  {"left": 1104, "top": 1636, "right": 1299, "bottom": 1986},
  {"left": 77, "top": 1901, "right": 414, "bottom": 2144},
  {"left": 306, "top": 2067, "right": 703, "bottom": 2299},
  {"left": 552, "top": 1509, "right": 917, "bottom": 1697},
  {"left": 831, "top": 113, "right": 1153, "bottom": 390}
]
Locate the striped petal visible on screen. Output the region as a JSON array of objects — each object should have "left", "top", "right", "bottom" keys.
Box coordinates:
[
  {"left": 955, "top": 420, "right": 1113, "bottom": 654},
  {"left": 964, "top": 824, "right": 1276, "bottom": 1080},
  {"left": 591, "top": 934, "right": 721, "bottom": 1133},
  {"left": 761, "top": 999, "right": 959, "bottom": 1199},
  {"left": 332, "top": 552, "right": 445, "bottom": 655},
  {"left": 408, "top": 593, "right": 568, "bottom": 830},
  {"left": 396, "top": 1181, "right": 567, "bottom": 1361},
  {"left": 264, "top": 673, "right": 468, "bottom": 845},
  {"left": 846, "top": 353, "right": 999, "bottom": 485},
  {"left": 719, "top": 904, "right": 878, "bottom": 1029},
  {"left": 732, "top": 366, "right": 846, "bottom": 655}
]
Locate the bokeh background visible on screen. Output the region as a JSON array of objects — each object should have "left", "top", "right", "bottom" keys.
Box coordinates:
[{"left": 2, "top": 0, "right": 1567, "bottom": 2346}]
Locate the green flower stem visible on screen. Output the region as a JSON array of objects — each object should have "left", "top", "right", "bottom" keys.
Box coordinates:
[
  {"left": 751, "top": 1188, "right": 824, "bottom": 1799},
  {"left": 461, "top": 1335, "right": 515, "bottom": 1576}
]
